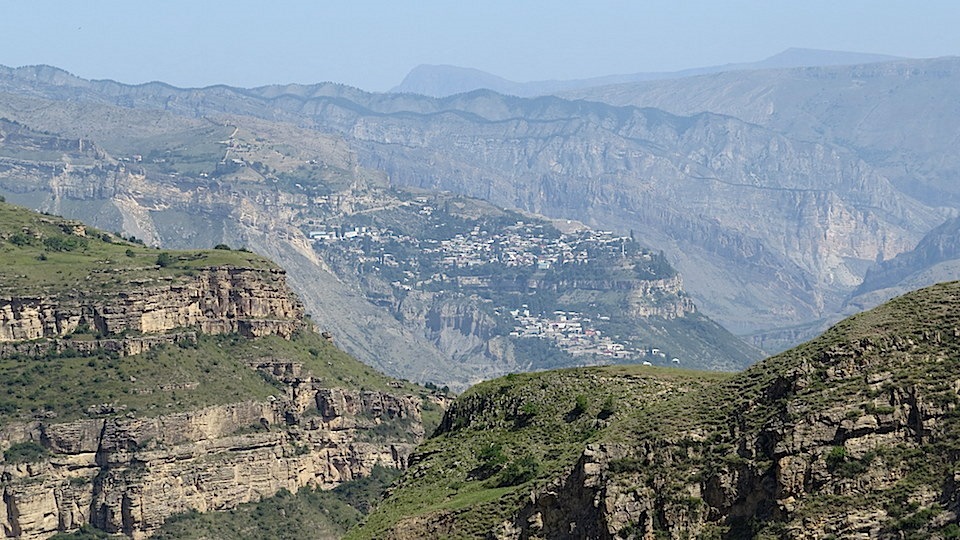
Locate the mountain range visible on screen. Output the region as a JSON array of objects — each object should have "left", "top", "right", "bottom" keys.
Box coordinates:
[
  {"left": 391, "top": 48, "right": 902, "bottom": 97},
  {"left": 3, "top": 49, "right": 960, "bottom": 538},
  {"left": 0, "top": 70, "right": 762, "bottom": 388},
  {"left": 2, "top": 55, "right": 960, "bottom": 357}
]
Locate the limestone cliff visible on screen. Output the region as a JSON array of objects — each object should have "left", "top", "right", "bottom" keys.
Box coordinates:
[
  {"left": 0, "top": 204, "right": 429, "bottom": 538},
  {"left": 1, "top": 387, "right": 421, "bottom": 539},
  {"left": 0, "top": 266, "right": 304, "bottom": 342}
]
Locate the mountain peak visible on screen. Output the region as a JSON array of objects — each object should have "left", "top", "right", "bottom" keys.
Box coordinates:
[
  {"left": 390, "top": 48, "right": 906, "bottom": 98},
  {"left": 757, "top": 47, "right": 903, "bottom": 69}
]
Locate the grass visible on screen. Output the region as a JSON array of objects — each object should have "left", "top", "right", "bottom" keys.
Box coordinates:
[
  {"left": 351, "top": 281, "right": 960, "bottom": 538},
  {"left": 0, "top": 201, "right": 274, "bottom": 297},
  {"left": 348, "top": 364, "right": 728, "bottom": 538},
  {"left": 0, "top": 329, "right": 431, "bottom": 425}
]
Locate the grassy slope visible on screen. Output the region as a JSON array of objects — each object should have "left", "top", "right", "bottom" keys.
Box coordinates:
[
  {"left": 0, "top": 331, "right": 431, "bottom": 425},
  {"left": 351, "top": 281, "right": 960, "bottom": 538},
  {"left": 0, "top": 200, "right": 440, "bottom": 427},
  {"left": 349, "top": 365, "right": 732, "bottom": 539},
  {"left": 0, "top": 200, "right": 273, "bottom": 296}
]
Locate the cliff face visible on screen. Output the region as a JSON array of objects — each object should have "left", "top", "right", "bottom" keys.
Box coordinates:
[
  {"left": 0, "top": 266, "right": 305, "bottom": 342},
  {"left": 509, "top": 362, "right": 957, "bottom": 538},
  {"left": 1, "top": 387, "right": 421, "bottom": 539},
  {"left": 504, "top": 289, "right": 960, "bottom": 538},
  {"left": 0, "top": 205, "right": 428, "bottom": 539}
]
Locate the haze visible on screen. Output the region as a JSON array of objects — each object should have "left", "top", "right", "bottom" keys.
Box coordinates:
[{"left": 4, "top": 0, "right": 960, "bottom": 91}]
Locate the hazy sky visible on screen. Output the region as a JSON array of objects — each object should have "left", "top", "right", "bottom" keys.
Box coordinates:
[{"left": 3, "top": 1, "right": 959, "bottom": 91}]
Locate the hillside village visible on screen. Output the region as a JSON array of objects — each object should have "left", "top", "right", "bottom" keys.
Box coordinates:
[{"left": 301, "top": 190, "right": 679, "bottom": 365}]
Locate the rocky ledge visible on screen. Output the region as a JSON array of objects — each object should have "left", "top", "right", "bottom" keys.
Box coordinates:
[{"left": 0, "top": 266, "right": 305, "bottom": 342}]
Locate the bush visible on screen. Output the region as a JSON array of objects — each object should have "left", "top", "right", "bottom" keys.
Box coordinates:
[
  {"left": 825, "top": 446, "right": 873, "bottom": 478},
  {"left": 4, "top": 441, "right": 48, "bottom": 463},
  {"left": 497, "top": 454, "right": 540, "bottom": 487},
  {"left": 943, "top": 523, "right": 960, "bottom": 539},
  {"left": 469, "top": 442, "right": 507, "bottom": 481},
  {"left": 43, "top": 235, "right": 86, "bottom": 252},
  {"left": 9, "top": 232, "right": 31, "bottom": 246},
  {"left": 825, "top": 446, "right": 847, "bottom": 470},
  {"left": 155, "top": 252, "right": 174, "bottom": 267},
  {"left": 214, "top": 243, "right": 231, "bottom": 250},
  {"left": 124, "top": 249, "right": 135, "bottom": 258},
  {"left": 599, "top": 395, "right": 617, "bottom": 419},
  {"left": 572, "top": 394, "right": 589, "bottom": 416}
]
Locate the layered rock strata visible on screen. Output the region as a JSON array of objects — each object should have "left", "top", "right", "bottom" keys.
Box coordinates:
[
  {"left": 0, "top": 266, "right": 305, "bottom": 342},
  {"left": 0, "top": 387, "right": 422, "bottom": 539}
]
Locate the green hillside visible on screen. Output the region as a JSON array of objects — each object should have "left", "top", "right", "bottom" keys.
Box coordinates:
[
  {"left": 351, "top": 281, "right": 960, "bottom": 538},
  {"left": 0, "top": 200, "right": 441, "bottom": 424},
  {"left": 0, "top": 199, "right": 271, "bottom": 296}
]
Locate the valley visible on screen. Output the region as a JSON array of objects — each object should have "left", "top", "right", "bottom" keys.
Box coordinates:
[{"left": 1, "top": 45, "right": 960, "bottom": 539}]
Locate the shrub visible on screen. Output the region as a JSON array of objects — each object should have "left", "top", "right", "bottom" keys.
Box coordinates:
[
  {"left": 4, "top": 441, "right": 48, "bottom": 463},
  {"left": 43, "top": 236, "right": 86, "bottom": 252},
  {"left": 825, "top": 446, "right": 847, "bottom": 470},
  {"left": 497, "top": 454, "right": 540, "bottom": 487},
  {"left": 9, "top": 232, "right": 31, "bottom": 246},
  {"left": 572, "top": 394, "right": 589, "bottom": 416},
  {"left": 155, "top": 252, "right": 174, "bottom": 267},
  {"left": 521, "top": 401, "right": 539, "bottom": 416},
  {"left": 214, "top": 243, "right": 231, "bottom": 250},
  {"left": 125, "top": 249, "right": 135, "bottom": 257},
  {"left": 599, "top": 395, "right": 617, "bottom": 419}
]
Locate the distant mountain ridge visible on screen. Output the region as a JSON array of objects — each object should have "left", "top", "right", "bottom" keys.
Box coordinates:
[
  {"left": 0, "top": 57, "right": 952, "bottom": 354},
  {"left": 390, "top": 48, "right": 903, "bottom": 97}
]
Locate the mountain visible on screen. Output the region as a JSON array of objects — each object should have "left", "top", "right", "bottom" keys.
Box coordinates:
[
  {"left": 353, "top": 281, "right": 960, "bottom": 538},
  {"left": 390, "top": 49, "right": 903, "bottom": 97},
  {"left": 846, "top": 216, "right": 960, "bottom": 311},
  {"left": 560, "top": 56, "right": 960, "bottom": 209},
  {"left": 0, "top": 63, "right": 946, "bottom": 352},
  {"left": 0, "top": 77, "right": 762, "bottom": 385},
  {"left": 0, "top": 200, "right": 438, "bottom": 538}
]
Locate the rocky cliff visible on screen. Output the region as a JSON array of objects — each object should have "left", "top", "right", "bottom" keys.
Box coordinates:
[
  {"left": 0, "top": 204, "right": 430, "bottom": 538},
  {"left": 0, "top": 266, "right": 305, "bottom": 342},
  {"left": 1, "top": 387, "right": 421, "bottom": 539}
]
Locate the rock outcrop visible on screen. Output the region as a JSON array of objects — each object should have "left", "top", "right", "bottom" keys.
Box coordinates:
[
  {"left": 0, "top": 266, "right": 305, "bottom": 342},
  {"left": 503, "top": 287, "right": 960, "bottom": 538},
  {"left": 0, "top": 387, "right": 422, "bottom": 539}
]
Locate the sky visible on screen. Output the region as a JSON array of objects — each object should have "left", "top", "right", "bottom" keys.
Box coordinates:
[{"left": 3, "top": 1, "right": 959, "bottom": 92}]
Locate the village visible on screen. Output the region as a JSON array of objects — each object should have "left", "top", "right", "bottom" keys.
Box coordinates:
[
  {"left": 304, "top": 193, "right": 653, "bottom": 276},
  {"left": 304, "top": 191, "right": 677, "bottom": 365},
  {"left": 509, "top": 308, "right": 677, "bottom": 364}
]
